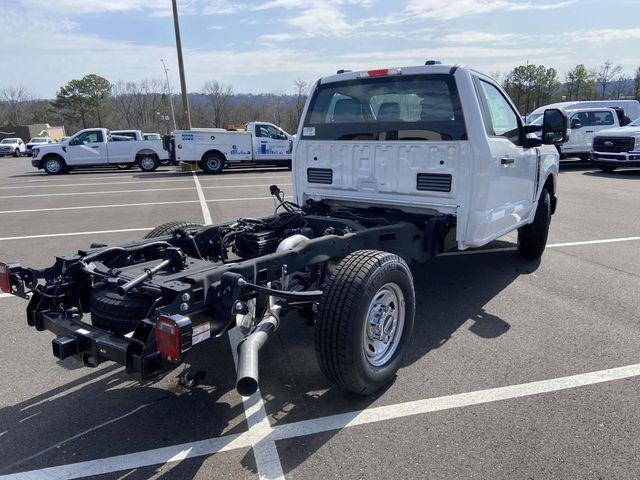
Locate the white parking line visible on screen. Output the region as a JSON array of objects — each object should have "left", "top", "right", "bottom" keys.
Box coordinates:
[
  {"left": 0, "top": 184, "right": 292, "bottom": 200},
  {"left": 0, "top": 228, "right": 153, "bottom": 242},
  {"left": 228, "top": 328, "right": 285, "bottom": 480},
  {"left": 0, "top": 197, "right": 275, "bottom": 215},
  {"left": 4, "top": 362, "right": 640, "bottom": 480},
  {"left": 0, "top": 293, "right": 13, "bottom": 299},
  {"left": 0, "top": 176, "right": 291, "bottom": 190},
  {"left": 192, "top": 173, "right": 212, "bottom": 226},
  {"left": 440, "top": 236, "right": 640, "bottom": 256}
]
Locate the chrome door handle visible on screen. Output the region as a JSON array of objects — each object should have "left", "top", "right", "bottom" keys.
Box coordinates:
[
  {"left": 501, "top": 157, "right": 515, "bottom": 165},
  {"left": 585, "top": 130, "right": 594, "bottom": 133},
  {"left": 90, "top": 145, "right": 100, "bottom": 149}
]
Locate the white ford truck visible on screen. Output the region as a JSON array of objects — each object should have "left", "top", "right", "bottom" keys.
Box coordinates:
[
  {"left": 171, "top": 122, "right": 294, "bottom": 173},
  {"left": 593, "top": 116, "right": 640, "bottom": 172},
  {"left": 2, "top": 63, "right": 567, "bottom": 397},
  {"left": 31, "top": 128, "right": 170, "bottom": 174}
]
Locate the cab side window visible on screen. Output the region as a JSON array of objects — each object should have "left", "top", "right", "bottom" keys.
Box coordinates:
[
  {"left": 592, "top": 111, "right": 614, "bottom": 126},
  {"left": 478, "top": 80, "right": 520, "bottom": 145},
  {"left": 72, "top": 130, "right": 103, "bottom": 145},
  {"left": 570, "top": 112, "right": 590, "bottom": 129}
]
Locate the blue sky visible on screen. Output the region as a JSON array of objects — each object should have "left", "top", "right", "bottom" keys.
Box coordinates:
[{"left": 3, "top": 0, "right": 640, "bottom": 98}]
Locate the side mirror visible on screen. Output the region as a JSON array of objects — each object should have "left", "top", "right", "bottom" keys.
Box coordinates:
[
  {"left": 542, "top": 108, "right": 568, "bottom": 145},
  {"left": 570, "top": 119, "right": 582, "bottom": 129}
]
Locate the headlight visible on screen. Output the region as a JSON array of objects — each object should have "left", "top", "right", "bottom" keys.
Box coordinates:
[
  {"left": 635, "top": 137, "right": 640, "bottom": 151},
  {"left": 32, "top": 148, "right": 39, "bottom": 158}
]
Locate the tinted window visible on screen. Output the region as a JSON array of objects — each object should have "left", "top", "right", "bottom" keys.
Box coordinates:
[
  {"left": 302, "top": 74, "right": 466, "bottom": 141},
  {"left": 592, "top": 111, "right": 614, "bottom": 126},
  {"left": 478, "top": 80, "right": 520, "bottom": 144},
  {"left": 256, "top": 124, "right": 286, "bottom": 139}
]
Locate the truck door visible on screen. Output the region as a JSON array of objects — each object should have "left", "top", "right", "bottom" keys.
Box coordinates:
[
  {"left": 565, "top": 112, "right": 591, "bottom": 154},
  {"left": 474, "top": 79, "right": 537, "bottom": 242},
  {"left": 67, "top": 130, "right": 107, "bottom": 165},
  {"left": 253, "top": 123, "right": 290, "bottom": 161}
]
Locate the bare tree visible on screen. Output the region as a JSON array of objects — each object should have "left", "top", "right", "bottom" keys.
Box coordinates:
[
  {"left": 612, "top": 76, "right": 631, "bottom": 99},
  {"left": 0, "top": 85, "right": 29, "bottom": 124},
  {"left": 202, "top": 80, "right": 234, "bottom": 128},
  {"left": 596, "top": 60, "right": 623, "bottom": 99}
]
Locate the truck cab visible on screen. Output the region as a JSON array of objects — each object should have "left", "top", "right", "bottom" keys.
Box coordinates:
[{"left": 294, "top": 63, "right": 564, "bottom": 250}]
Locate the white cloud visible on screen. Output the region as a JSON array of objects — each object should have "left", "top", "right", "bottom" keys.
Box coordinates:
[{"left": 405, "top": 0, "right": 577, "bottom": 20}]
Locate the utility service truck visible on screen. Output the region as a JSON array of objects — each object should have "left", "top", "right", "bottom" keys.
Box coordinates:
[
  {"left": 31, "top": 128, "right": 170, "bottom": 174},
  {"left": 171, "top": 122, "right": 294, "bottom": 173},
  {"left": 2, "top": 63, "right": 567, "bottom": 396}
]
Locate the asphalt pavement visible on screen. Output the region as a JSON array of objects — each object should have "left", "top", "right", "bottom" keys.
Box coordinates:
[{"left": 0, "top": 157, "right": 639, "bottom": 480}]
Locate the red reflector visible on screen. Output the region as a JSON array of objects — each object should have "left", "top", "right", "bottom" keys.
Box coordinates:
[
  {"left": 0, "top": 262, "right": 11, "bottom": 293},
  {"left": 155, "top": 314, "right": 191, "bottom": 363},
  {"left": 367, "top": 69, "right": 389, "bottom": 77}
]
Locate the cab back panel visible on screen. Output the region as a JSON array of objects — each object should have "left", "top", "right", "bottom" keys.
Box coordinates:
[{"left": 295, "top": 140, "right": 469, "bottom": 212}]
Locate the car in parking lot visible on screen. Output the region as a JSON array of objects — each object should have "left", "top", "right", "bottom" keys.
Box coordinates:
[
  {"left": 26, "top": 136, "right": 53, "bottom": 155},
  {"left": 0, "top": 137, "right": 26, "bottom": 157}
]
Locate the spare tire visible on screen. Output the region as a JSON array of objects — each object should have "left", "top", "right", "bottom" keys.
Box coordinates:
[
  {"left": 144, "top": 221, "right": 203, "bottom": 239},
  {"left": 90, "top": 285, "right": 156, "bottom": 336}
]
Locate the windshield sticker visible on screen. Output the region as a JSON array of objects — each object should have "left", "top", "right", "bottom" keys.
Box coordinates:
[{"left": 303, "top": 127, "right": 316, "bottom": 137}]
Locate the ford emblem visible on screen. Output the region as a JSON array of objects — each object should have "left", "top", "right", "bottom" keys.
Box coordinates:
[{"left": 604, "top": 141, "right": 614, "bottom": 147}]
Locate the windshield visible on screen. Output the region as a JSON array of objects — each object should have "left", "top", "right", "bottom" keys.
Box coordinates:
[
  {"left": 1, "top": 138, "right": 18, "bottom": 144},
  {"left": 628, "top": 117, "right": 640, "bottom": 127},
  {"left": 30, "top": 138, "right": 47, "bottom": 143},
  {"left": 302, "top": 74, "right": 466, "bottom": 141}
]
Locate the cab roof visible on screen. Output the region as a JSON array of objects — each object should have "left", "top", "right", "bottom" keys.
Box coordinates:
[{"left": 319, "top": 63, "right": 464, "bottom": 85}]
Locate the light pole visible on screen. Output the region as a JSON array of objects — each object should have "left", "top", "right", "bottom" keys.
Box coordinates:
[
  {"left": 171, "top": 0, "right": 192, "bottom": 130},
  {"left": 160, "top": 58, "right": 178, "bottom": 131}
]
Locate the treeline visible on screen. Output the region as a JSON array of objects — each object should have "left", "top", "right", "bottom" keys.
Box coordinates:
[
  {"left": 0, "top": 75, "right": 310, "bottom": 136},
  {"left": 1, "top": 60, "right": 640, "bottom": 135},
  {"left": 498, "top": 60, "right": 640, "bottom": 114}
]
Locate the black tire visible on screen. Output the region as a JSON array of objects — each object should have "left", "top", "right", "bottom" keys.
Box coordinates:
[
  {"left": 43, "top": 155, "right": 66, "bottom": 175},
  {"left": 14, "top": 149, "right": 21, "bottom": 157},
  {"left": 116, "top": 164, "right": 133, "bottom": 170},
  {"left": 517, "top": 188, "right": 551, "bottom": 258},
  {"left": 144, "top": 220, "right": 203, "bottom": 239},
  {"left": 138, "top": 154, "right": 159, "bottom": 172},
  {"left": 579, "top": 153, "right": 592, "bottom": 162},
  {"left": 315, "top": 250, "right": 415, "bottom": 395},
  {"left": 200, "top": 152, "right": 225, "bottom": 174},
  {"left": 90, "top": 285, "right": 156, "bottom": 336},
  {"left": 598, "top": 166, "right": 617, "bottom": 173}
]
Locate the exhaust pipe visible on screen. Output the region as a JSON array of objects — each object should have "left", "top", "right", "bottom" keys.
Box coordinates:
[{"left": 236, "top": 313, "right": 279, "bottom": 396}]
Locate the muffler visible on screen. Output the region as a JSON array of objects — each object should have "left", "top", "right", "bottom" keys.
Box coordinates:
[{"left": 236, "top": 312, "right": 279, "bottom": 396}]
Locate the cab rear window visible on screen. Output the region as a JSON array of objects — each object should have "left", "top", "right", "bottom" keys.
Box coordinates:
[{"left": 302, "top": 74, "right": 466, "bottom": 141}]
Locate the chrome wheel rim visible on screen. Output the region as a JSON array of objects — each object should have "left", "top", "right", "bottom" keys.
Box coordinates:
[
  {"left": 363, "top": 282, "right": 405, "bottom": 367},
  {"left": 140, "top": 156, "right": 155, "bottom": 170},
  {"left": 206, "top": 157, "right": 221, "bottom": 171},
  {"left": 46, "top": 159, "right": 61, "bottom": 173}
]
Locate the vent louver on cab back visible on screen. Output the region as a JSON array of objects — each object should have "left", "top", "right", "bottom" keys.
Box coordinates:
[
  {"left": 416, "top": 173, "right": 452, "bottom": 192},
  {"left": 307, "top": 168, "right": 333, "bottom": 185}
]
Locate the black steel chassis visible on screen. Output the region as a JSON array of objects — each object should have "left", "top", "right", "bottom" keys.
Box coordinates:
[{"left": 5, "top": 209, "right": 453, "bottom": 379}]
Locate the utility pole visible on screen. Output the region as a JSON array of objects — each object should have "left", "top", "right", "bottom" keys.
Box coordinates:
[
  {"left": 160, "top": 58, "right": 178, "bottom": 132},
  {"left": 171, "top": 0, "right": 192, "bottom": 130}
]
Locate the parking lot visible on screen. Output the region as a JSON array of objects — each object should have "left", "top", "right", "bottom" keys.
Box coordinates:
[{"left": 1, "top": 157, "right": 639, "bottom": 479}]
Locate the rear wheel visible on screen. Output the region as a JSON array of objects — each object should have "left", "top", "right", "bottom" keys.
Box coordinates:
[
  {"left": 14, "top": 149, "right": 21, "bottom": 157},
  {"left": 517, "top": 188, "right": 551, "bottom": 258},
  {"left": 144, "top": 220, "right": 203, "bottom": 239},
  {"left": 116, "top": 164, "right": 133, "bottom": 170},
  {"left": 138, "top": 154, "right": 159, "bottom": 172},
  {"left": 201, "top": 152, "right": 225, "bottom": 174},
  {"left": 315, "top": 250, "right": 415, "bottom": 395},
  {"left": 43, "top": 156, "right": 66, "bottom": 175},
  {"left": 579, "top": 153, "right": 592, "bottom": 162}
]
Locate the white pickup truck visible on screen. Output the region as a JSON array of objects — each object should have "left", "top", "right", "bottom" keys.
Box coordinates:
[
  {"left": 171, "top": 122, "right": 294, "bottom": 173},
  {"left": 31, "top": 128, "right": 170, "bottom": 174},
  {"left": 593, "top": 116, "right": 640, "bottom": 172}
]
